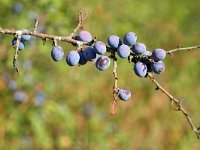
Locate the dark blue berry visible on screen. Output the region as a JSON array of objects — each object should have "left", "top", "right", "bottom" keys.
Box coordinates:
[
  {"left": 107, "top": 35, "right": 122, "bottom": 48},
  {"left": 118, "top": 88, "right": 131, "bottom": 101},
  {"left": 51, "top": 46, "right": 64, "bottom": 61},
  {"left": 66, "top": 51, "right": 80, "bottom": 66},
  {"left": 123, "top": 32, "right": 137, "bottom": 46},
  {"left": 95, "top": 56, "right": 110, "bottom": 71}
]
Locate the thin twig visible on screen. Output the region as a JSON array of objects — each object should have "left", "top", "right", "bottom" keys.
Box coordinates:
[
  {"left": 167, "top": 45, "right": 200, "bottom": 54},
  {"left": 147, "top": 73, "right": 200, "bottom": 138},
  {"left": 33, "top": 14, "right": 39, "bottom": 32},
  {"left": 111, "top": 52, "right": 119, "bottom": 115},
  {"left": 13, "top": 31, "right": 22, "bottom": 75}
]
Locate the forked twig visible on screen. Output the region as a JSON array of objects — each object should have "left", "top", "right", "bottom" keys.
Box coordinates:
[{"left": 70, "top": 10, "right": 88, "bottom": 37}]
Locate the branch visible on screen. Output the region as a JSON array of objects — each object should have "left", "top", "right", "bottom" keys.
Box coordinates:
[
  {"left": 147, "top": 73, "right": 200, "bottom": 138},
  {"left": 0, "top": 28, "right": 89, "bottom": 46},
  {"left": 167, "top": 45, "right": 200, "bottom": 56}
]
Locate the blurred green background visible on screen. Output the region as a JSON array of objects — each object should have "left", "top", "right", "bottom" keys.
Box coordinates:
[{"left": 0, "top": 0, "right": 200, "bottom": 149}]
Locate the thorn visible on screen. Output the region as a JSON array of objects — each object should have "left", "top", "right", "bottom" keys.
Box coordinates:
[
  {"left": 42, "top": 38, "right": 47, "bottom": 45},
  {"left": 128, "top": 56, "right": 131, "bottom": 63},
  {"left": 53, "top": 38, "right": 57, "bottom": 46},
  {"left": 171, "top": 100, "right": 180, "bottom": 111},
  {"left": 169, "top": 52, "right": 174, "bottom": 58},
  {"left": 128, "top": 56, "right": 130, "bottom": 62},
  {"left": 179, "top": 98, "right": 184, "bottom": 105},
  {"left": 94, "top": 37, "right": 97, "bottom": 42},
  {"left": 15, "top": 68, "right": 20, "bottom": 75},
  {"left": 155, "top": 86, "right": 159, "bottom": 90},
  {"left": 33, "top": 14, "right": 39, "bottom": 32}
]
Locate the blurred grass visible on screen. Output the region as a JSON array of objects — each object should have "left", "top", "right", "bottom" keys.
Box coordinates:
[{"left": 0, "top": 0, "right": 200, "bottom": 149}]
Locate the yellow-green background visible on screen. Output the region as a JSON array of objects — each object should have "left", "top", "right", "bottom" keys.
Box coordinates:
[{"left": 0, "top": 0, "right": 200, "bottom": 149}]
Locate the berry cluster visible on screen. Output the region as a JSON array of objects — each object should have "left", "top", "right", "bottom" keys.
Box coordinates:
[
  {"left": 133, "top": 46, "right": 166, "bottom": 77},
  {"left": 49, "top": 30, "right": 167, "bottom": 102},
  {"left": 106, "top": 32, "right": 166, "bottom": 77},
  {"left": 107, "top": 32, "right": 166, "bottom": 78},
  {"left": 51, "top": 30, "right": 111, "bottom": 71}
]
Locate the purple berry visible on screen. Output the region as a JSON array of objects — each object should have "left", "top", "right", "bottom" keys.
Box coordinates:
[
  {"left": 66, "top": 50, "right": 80, "bottom": 66},
  {"left": 23, "top": 60, "right": 32, "bottom": 70},
  {"left": 107, "top": 35, "right": 122, "bottom": 48},
  {"left": 132, "top": 43, "right": 146, "bottom": 54},
  {"left": 51, "top": 46, "right": 64, "bottom": 61},
  {"left": 34, "top": 92, "right": 46, "bottom": 106},
  {"left": 8, "top": 80, "right": 17, "bottom": 91},
  {"left": 78, "top": 51, "right": 87, "bottom": 65},
  {"left": 14, "top": 91, "right": 28, "bottom": 102},
  {"left": 123, "top": 32, "right": 137, "bottom": 46},
  {"left": 118, "top": 88, "right": 131, "bottom": 101},
  {"left": 142, "top": 50, "right": 152, "bottom": 56},
  {"left": 24, "top": 73, "right": 32, "bottom": 84},
  {"left": 152, "top": 48, "right": 166, "bottom": 61},
  {"left": 12, "top": 38, "right": 25, "bottom": 50},
  {"left": 151, "top": 61, "right": 165, "bottom": 74},
  {"left": 95, "top": 56, "right": 110, "bottom": 71},
  {"left": 21, "top": 29, "right": 31, "bottom": 41},
  {"left": 83, "top": 102, "right": 95, "bottom": 118},
  {"left": 117, "top": 44, "right": 130, "bottom": 58},
  {"left": 134, "top": 62, "right": 147, "bottom": 77},
  {"left": 94, "top": 41, "right": 106, "bottom": 55},
  {"left": 76, "top": 30, "right": 92, "bottom": 42},
  {"left": 83, "top": 46, "right": 96, "bottom": 61},
  {"left": 13, "top": 2, "right": 23, "bottom": 13}
]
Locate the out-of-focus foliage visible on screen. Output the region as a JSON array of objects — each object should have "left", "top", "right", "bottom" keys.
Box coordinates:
[{"left": 0, "top": 0, "right": 200, "bottom": 149}]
